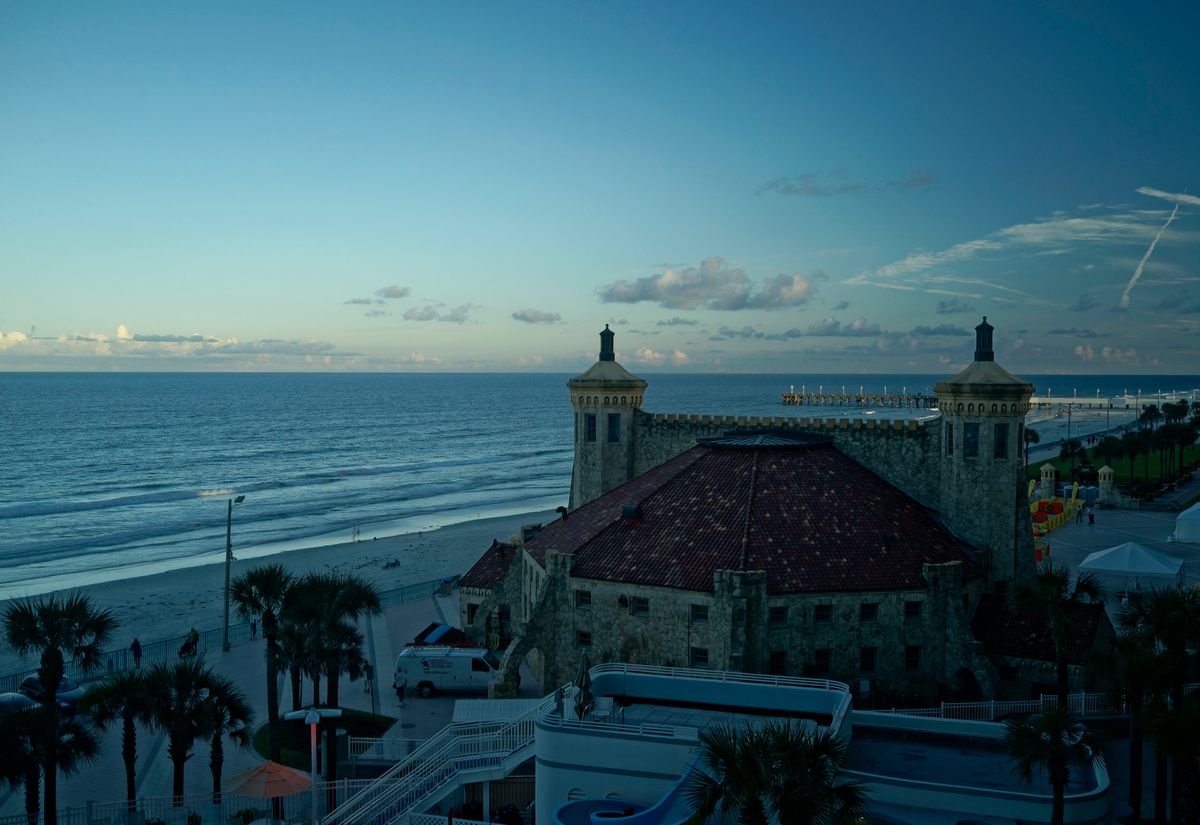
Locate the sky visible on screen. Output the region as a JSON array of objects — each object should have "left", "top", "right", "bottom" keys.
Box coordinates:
[{"left": 2, "top": 2, "right": 1199, "bottom": 374}]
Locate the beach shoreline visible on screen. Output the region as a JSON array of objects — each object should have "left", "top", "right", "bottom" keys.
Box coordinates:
[{"left": 0, "top": 507, "right": 556, "bottom": 675}]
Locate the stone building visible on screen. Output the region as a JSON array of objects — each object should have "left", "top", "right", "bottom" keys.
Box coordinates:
[{"left": 460, "top": 319, "right": 1073, "bottom": 702}]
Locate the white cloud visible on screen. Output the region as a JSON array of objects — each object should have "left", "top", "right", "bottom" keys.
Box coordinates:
[
  {"left": 1121, "top": 202, "right": 1180, "bottom": 309},
  {"left": 375, "top": 285, "right": 411, "bottom": 300},
  {"left": 439, "top": 305, "right": 472, "bottom": 324},
  {"left": 599, "top": 257, "right": 822, "bottom": 311},
  {"left": 0, "top": 330, "right": 29, "bottom": 350},
  {"left": 1136, "top": 186, "right": 1200, "bottom": 207},
  {"left": 512, "top": 308, "right": 561, "bottom": 324},
  {"left": 403, "top": 306, "right": 439, "bottom": 322}
]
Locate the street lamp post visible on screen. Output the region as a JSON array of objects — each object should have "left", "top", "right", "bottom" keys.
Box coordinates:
[
  {"left": 286, "top": 708, "right": 342, "bottom": 823},
  {"left": 223, "top": 494, "right": 246, "bottom": 652}
]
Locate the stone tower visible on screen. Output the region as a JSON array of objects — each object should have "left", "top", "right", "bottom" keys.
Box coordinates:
[
  {"left": 934, "top": 318, "right": 1036, "bottom": 584},
  {"left": 567, "top": 325, "right": 647, "bottom": 510}
]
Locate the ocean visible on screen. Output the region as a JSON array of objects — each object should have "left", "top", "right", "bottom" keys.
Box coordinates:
[{"left": 2, "top": 371, "right": 1197, "bottom": 599}]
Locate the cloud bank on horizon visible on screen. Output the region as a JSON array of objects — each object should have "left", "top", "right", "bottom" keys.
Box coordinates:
[{"left": 1, "top": 4, "right": 1198, "bottom": 374}]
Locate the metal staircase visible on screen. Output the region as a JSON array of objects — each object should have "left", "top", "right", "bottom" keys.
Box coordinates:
[{"left": 322, "top": 693, "right": 554, "bottom": 825}]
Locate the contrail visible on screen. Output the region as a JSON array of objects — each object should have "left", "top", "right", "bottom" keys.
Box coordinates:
[{"left": 1120, "top": 201, "right": 1179, "bottom": 309}]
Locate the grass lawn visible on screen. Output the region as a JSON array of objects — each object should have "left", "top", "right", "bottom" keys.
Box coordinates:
[
  {"left": 1026, "top": 441, "right": 1200, "bottom": 487},
  {"left": 252, "top": 707, "right": 396, "bottom": 769}
]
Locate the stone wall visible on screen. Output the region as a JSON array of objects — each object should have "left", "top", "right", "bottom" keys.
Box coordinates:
[{"left": 518, "top": 558, "right": 984, "bottom": 702}]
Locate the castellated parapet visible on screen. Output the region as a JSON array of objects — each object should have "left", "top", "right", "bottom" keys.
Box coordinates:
[{"left": 568, "top": 319, "right": 1035, "bottom": 587}]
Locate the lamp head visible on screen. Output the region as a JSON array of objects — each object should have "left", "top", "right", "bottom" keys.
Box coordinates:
[{"left": 234, "top": 495, "right": 245, "bottom": 505}]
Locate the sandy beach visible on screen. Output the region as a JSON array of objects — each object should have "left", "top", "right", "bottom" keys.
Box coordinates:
[{"left": 0, "top": 508, "right": 557, "bottom": 676}]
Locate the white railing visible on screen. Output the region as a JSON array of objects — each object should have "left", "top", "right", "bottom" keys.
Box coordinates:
[
  {"left": 322, "top": 694, "right": 554, "bottom": 825},
  {"left": 0, "top": 781, "right": 368, "bottom": 825},
  {"left": 588, "top": 661, "right": 849, "bottom": 693},
  {"left": 871, "top": 690, "right": 1139, "bottom": 722},
  {"left": 410, "top": 816, "right": 489, "bottom": 825},
  {"left": 349, "top": 737, "right": 427, "bottom": 761}
]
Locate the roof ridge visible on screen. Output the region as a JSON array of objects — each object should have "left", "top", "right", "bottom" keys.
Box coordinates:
[{"left": 738, "top": 448, "right": 760, "bottom": 571}]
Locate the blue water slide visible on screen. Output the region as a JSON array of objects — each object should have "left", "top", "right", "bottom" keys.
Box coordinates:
[{"left": 553, "top": 758, "right": 698, "bottom": 825}]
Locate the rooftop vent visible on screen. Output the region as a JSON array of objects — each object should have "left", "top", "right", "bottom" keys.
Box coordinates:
[{"left": 622, "top": 503, "right": 644, "bottom": 525}]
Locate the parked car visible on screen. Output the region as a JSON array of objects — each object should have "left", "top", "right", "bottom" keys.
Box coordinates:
[
  {"left": 18, "top": 675, "right": 84, "bottom": 714},
  {"left": 0, "top": 691, "right": 39, "bottom": 716}
]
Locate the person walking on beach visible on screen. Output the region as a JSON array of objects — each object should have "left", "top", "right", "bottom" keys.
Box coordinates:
[
  {"left": 1088, "top": 506, "right": 1095, "bottom": 525},
  {"left": 394, "top": 672, "right": 407, "bottom": 706},
  {"left": 130, "top": 637, "right": 142, "bottom": 668}
]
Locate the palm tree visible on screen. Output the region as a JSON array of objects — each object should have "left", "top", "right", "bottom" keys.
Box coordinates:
[
  {"left": 1141, "top": 404, "right": 1162, "bottom": 431},
  {"left": 683, "top": 722, "right": 868, "bottom": 825},
  {"left": 1005, "top": 705, "right": 1104, "bottom": 825},
  {"left": 1093, "top": 436, "right": 1123, "bottom": 472},
  {"left": 231, "top": 563, "right": 294, "bottom": 762},
  {"left": 1091, "top": 634, "right": 1160, "bottom": 823},
  {"left": 0, "top": 710, "right": 39, "bottom": 825},
  {"left": 1014, "top": 562, "right": 1104, "bottom": 708},
  {"left": 275, "top": 619, "right": 316, "bottom": 711},
  {"left": 203, "top": 673, "right": 253, "bottom": 804},
  {"left": 1119, "top": 587, "right": 1200, "bottom": 821},
  {"left": 1058, "top": 438, "right": 1084, "bottom": 475},
  {"left": 1024, "top": 426, "right": 1041, "bottom": 469},
  {"left": 2, "top": 592, "right": 115, "bottom": 825},
  {"left": 284, "top": 572, "right": 380, "bottom": 784},
  {"left": 82, "top": 670, "right": 153, "bottom": 812},
  {"left": 144, "top": 659, "right": 223, "bottom": 805}
]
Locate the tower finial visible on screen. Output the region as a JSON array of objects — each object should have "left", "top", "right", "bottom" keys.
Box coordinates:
[
  {"left": 974, "top": 316, "right": 994, "bottom": 362},
  {"left": 599, "top": 324, "right": 615, "bottom": 362}
]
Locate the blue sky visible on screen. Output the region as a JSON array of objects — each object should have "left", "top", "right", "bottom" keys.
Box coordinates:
[{"left": 2, "top": 2, "right": 1199, "bottom": 373}]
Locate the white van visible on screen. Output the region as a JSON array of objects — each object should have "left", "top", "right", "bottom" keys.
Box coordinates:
[{"left": 394, "top": 646, "right": 501, "bottom": 698}]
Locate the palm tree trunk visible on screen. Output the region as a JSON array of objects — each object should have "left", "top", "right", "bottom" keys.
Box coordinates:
[
  {"left": 1056, "top": 641, "right": 1070, "bottom": 709},
  {"left": 290, "top": 666, "right": 302, "bottom": 711},
  {"left": 123, "top": 714, "right": 138, "bottom": 813},
  {"left": 171, "top": 736, "right": 187, "bottom": 806},
  {"left": 326, "top": 662, "right": 340, "bottom": 787},
  {"left": 23, "top": 763, "right": 39, "bottom": 825},
  {"left": 265, "top": 634, "right": 282, "bottom": 763},
  {"left": 1129, "top": 712, "right": 1143, "bottom": 823},
  {"left": 43, "top": 716, "right": 58, "bottom": 825},
  {"left": 211, "top": 732, "right": 223, "bottom": 805},
  {"left": 1155, "top": 742, "right": 1168, "bottom": 824}
]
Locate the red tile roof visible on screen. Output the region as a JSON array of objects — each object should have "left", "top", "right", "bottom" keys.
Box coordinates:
[
  {"left": 460, "top": 539, "right": 519, "bottom": 590},
  {"left": 971, "top": 592, "right": 1108, "bottom": 665},
  {"left": 525, "top": 437, "right": 979, "bottom": 595}
]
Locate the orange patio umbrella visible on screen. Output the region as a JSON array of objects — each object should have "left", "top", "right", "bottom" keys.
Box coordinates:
[{"left": 226, "top": 761, "right": 313, "bottom": 798}]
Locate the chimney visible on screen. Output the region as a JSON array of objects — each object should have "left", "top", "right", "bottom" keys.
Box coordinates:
[{"left": 599, "top": 324, "right": 615, "bottom": 362}]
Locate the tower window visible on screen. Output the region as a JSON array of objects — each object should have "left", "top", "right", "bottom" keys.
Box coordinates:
[
  {"left": 946, "top": 421, "right": 954, "bottom": 456},
  {"left": 812, "top": 648, "right": 831, "bottom": 675},
  {"left": 690, "top": 647, "right": 709, "bottom": 667},
  {"left": 860, "top": 602, "right": 879, "bottom": 622},
  {"left": 814, "top": 604, "right": 833, "bottom": 624},
  {"left": 768, "top": 606, "right": 788, "bottom": 626},
  {"left": 577, "top": 631, "right": 592, "bottom": 648},
  {"left": 904, "top": 600, "right": 922, "bottom": 621},
  {"left": 585, "top": 414, "right": 596, "bottom": 442},
  {"left": 768, "top": 650, "right": 787, "bottom": 675},
  {"left": 690, "top": 604, "right": 708, "bottom": 623},
  {"left": 631, "top": 596, "right": 649, "bottom": 617},
  {"left": 964, "top": 423, "right": 980, "bottom": 458},
  {"left": 905, "top": 645, "right": 922, "bottom": 672},
  {"left": 994, "top": 423, "right": 1009, "bottom": 459},
  {"left": 860, "top": 646, "right": 878, "bottom": 673},
  {"left": 575, "top": 589, "right": 591, "bottom": 609},
  {"left": 607, "top": 413, "right": 621, "bottom": 443}
]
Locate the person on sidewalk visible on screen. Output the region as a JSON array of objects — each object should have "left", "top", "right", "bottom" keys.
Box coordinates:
[
  {"left": 394, "top": 672, "right": 408, "bottom": 706},
  {"left": 364, "top": 661, "right": 374, "bottom": 693},
  {"left": 130, "top": 637, "right": 142, "bottom": 668}
]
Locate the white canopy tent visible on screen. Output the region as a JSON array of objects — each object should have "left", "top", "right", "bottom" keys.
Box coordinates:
[
  {"left": 1079, "top": 541, "right": 1184, "bottom": 594},
  {"left": 1175, "top": 502, "right": 1200, "bottom": 544}
]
